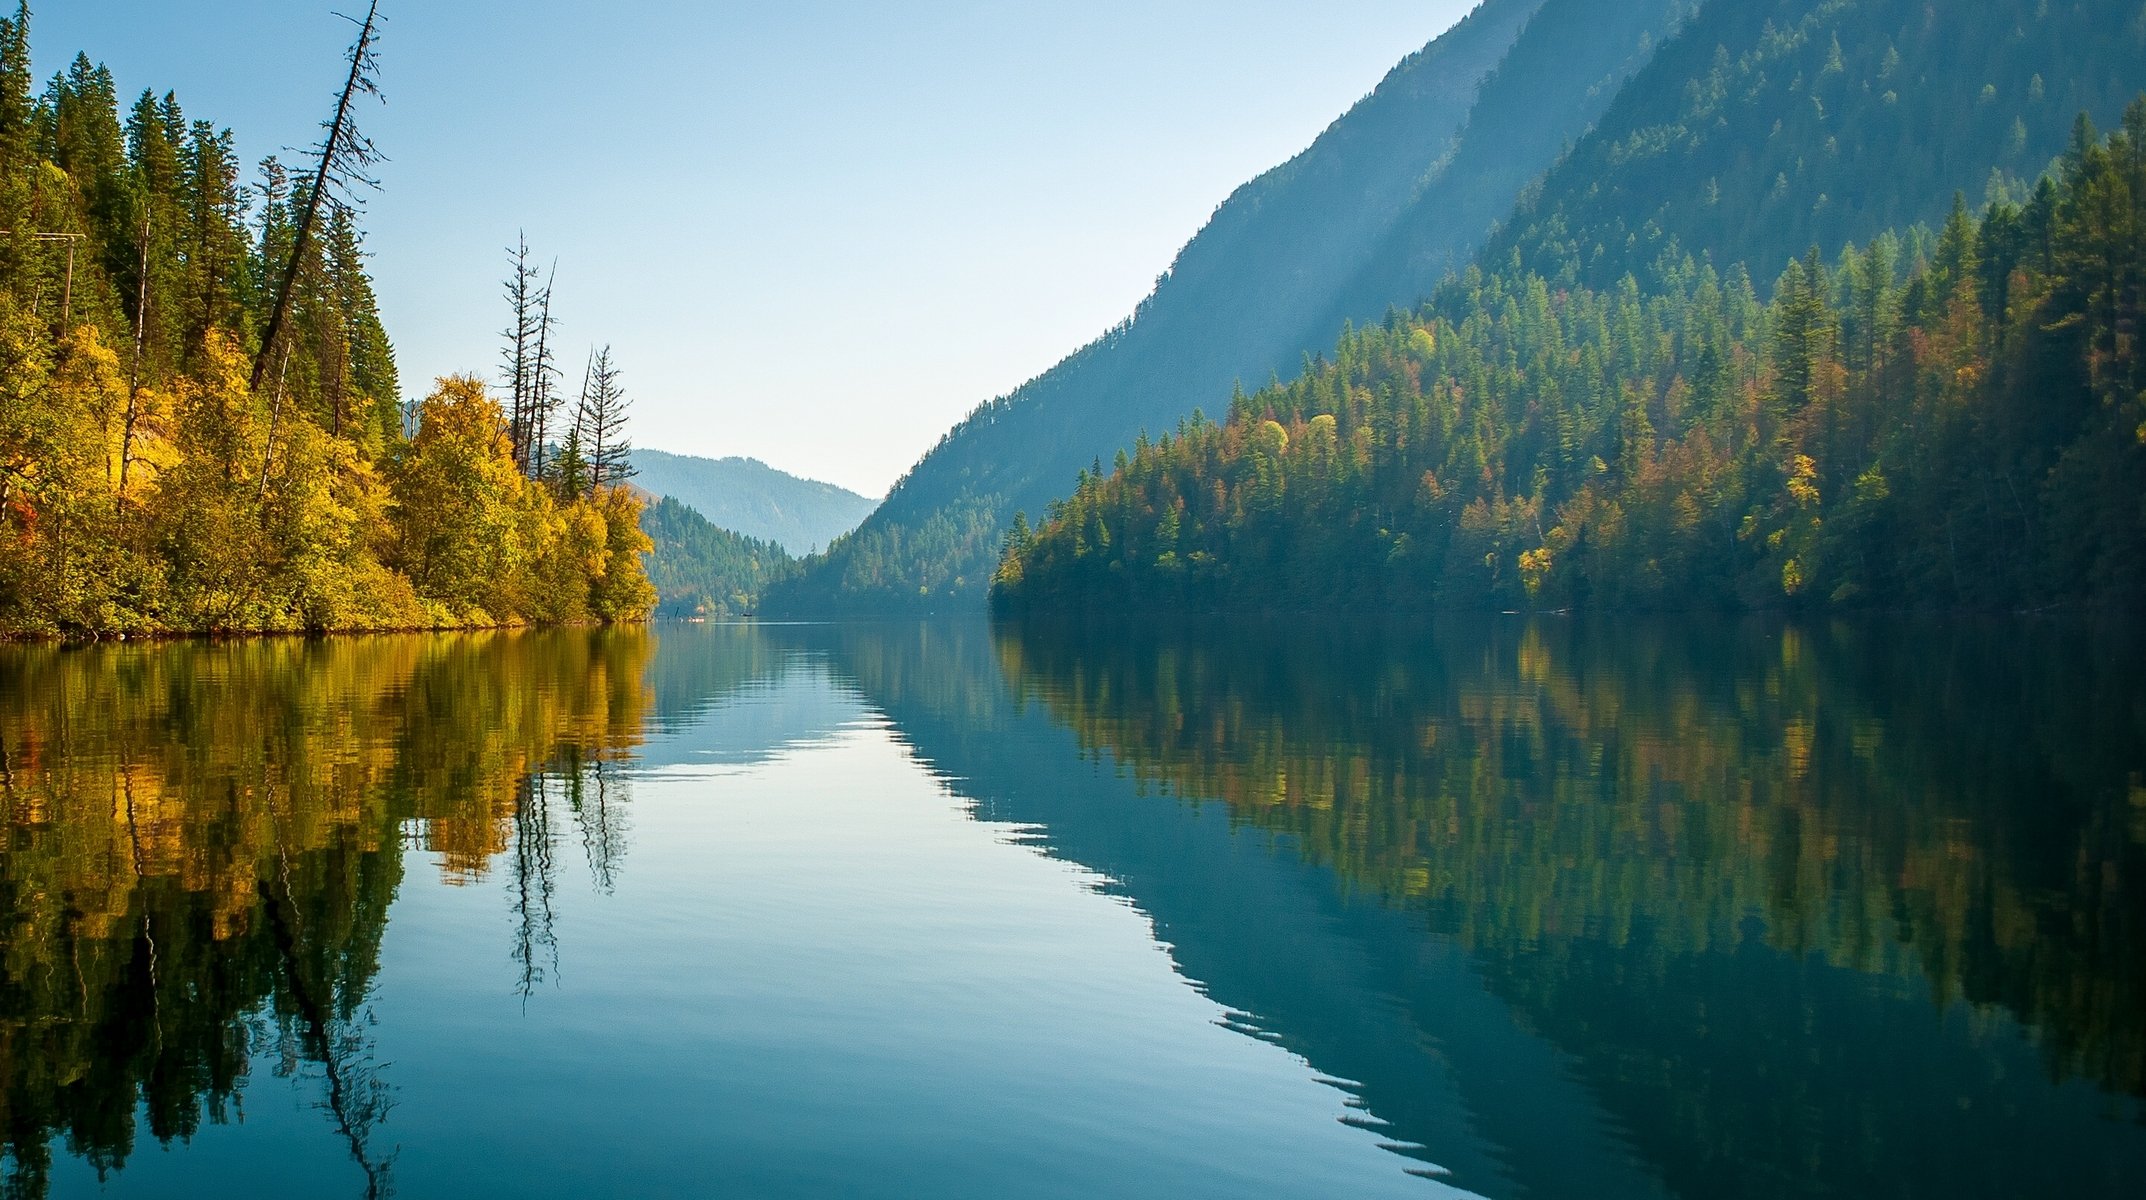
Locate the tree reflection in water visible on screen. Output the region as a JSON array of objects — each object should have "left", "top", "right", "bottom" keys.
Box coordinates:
[
  {"left": 0, "top": 630, "right": 654, "bottom": 1198},
  {"left": 979, "top": 614, "right": 2146, "bottom": 1197}
]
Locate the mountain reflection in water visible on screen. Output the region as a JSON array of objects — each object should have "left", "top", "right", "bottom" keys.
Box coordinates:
[{"left": 1, "top": 617, "right": 2141, "bottom": 1199}]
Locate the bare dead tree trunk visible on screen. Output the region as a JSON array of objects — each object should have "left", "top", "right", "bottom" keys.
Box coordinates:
[
  {"left": 527, "top": 262, "right": 558, "bottom": 475},
  {"left": 259, "top": 342, "right": 292, "bottom": 506},
  {"left": 117, "top": 219, "right": 150, "bottom": 513},
  {"left": 501, "top": 233, "right": 538, "bottom": 469},
  {"left": 252, "top": 2, "right": 383, "bottom": 393}
]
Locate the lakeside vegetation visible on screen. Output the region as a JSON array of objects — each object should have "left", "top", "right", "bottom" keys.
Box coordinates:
[
  {"left": 0, "top": 5, "right": 654, "bottom": 637},
  {"left": 995, "top": 109, "right": 2146, "bottom": 612}
]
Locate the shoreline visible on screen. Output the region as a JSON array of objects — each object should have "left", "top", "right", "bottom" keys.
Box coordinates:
[{"left": 0, "top": 617, "right": 654, "bottom": 647}]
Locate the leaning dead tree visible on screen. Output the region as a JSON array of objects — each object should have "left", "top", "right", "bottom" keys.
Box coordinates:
[{"left": 251, "top": 2, "right": 384, "bottom": 393}]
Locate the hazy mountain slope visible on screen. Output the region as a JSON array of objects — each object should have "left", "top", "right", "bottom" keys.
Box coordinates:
[
  {"left": 1494, "top": 0, "right": 2146, "bottom": 289},
  {"left": 1327, "top": 0, "right": 1694, "bottom": 331},
  {"left": 630, "top": 450, "right": 875, "bottom": 555},
  {"left": 768, "top": 0, "right": 1692, "bottom": 613}
]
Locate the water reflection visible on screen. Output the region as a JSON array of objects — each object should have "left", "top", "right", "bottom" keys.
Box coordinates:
[
  {"left": 968, "top": 615, "right": 2146, "bottom": 1198},
  {"left": 2, "top": 618, "right": 2142, "bottom": 1199},
  {"left": 0, "top": 630, "right": 654, "bottom": 1198}
]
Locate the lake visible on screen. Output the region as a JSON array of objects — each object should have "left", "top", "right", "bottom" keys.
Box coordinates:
[{"left": 2, "top": 617, "right": 2142, "bottom": 1198}]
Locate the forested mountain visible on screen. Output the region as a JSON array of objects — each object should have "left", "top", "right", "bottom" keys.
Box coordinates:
[
  {"left": 766, "top": 0, "right": 1690, "bottom": 613},
  {"left": 639, "top": 495, "right": 793, "bottom": 618},
  {"left": 781, "top": 0, "right": 2146, "bottom": 615},
  {"left": 994, "top": 112, "right": 2146, "bottom": 612},
  {"left": 630, "top": 449, "right": 873, "bottom": 555},
  {"left": 0, "top": 6, "right": 654, "bottom": 634},
  {"left": 1493, "top": 0, "right": 2146, "bottom": 289}
]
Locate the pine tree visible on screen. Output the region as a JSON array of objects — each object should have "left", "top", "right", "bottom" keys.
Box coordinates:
[
  {"left": 576, "top": 345, "right": 632, "bottom": 494},
  {"left": 0, "top": 2, "right": 32, "bottom": 172}
]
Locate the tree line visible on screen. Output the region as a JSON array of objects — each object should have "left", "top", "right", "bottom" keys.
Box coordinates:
[
  {"left": 0, "top": 3, "right": 653, "bottom": 635},
  {"left": 995, "top": 105, "right": 2146, "bottom": 613}
]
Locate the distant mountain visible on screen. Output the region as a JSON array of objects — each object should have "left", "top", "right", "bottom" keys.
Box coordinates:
[
  {"left": 765, "top": 0, "right": 1688, "bottom": 613},
  {"left": 629, "top": 450, "right": 876, "bottom": 555}
]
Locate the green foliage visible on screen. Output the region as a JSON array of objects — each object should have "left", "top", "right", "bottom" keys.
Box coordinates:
[
  {"left": 996, "top": 109, "right": 2146, "bottom": 613},
  {"left": 386, "top": 377, "right": 655, "bottom": 629},
  {"left": 638, "top": 494, "right": 793, "bottom": 618},
  {"left": 1495, "top": 0, "right": 2146, "bottom": 290},
  {"left": 0, "top": 12, "right": 649, "bottom": 635},
  {"left": 766, "top": 492, "right": 1006, "bottom": 614}
]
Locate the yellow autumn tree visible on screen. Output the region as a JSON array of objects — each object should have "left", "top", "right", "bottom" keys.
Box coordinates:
[
  {"left": 386, "top": 376, "right": 656, "bottom": 628},
  {"left": 388, "top": 375, "right": 533, "bottom": 624},
  {"left": 0, "top": 310, "right": 142, "bottom": 631}
]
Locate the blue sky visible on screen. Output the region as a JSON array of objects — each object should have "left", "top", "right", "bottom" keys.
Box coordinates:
[{"left": 39, "top": 1, "right": 1474, "bottom": 495}]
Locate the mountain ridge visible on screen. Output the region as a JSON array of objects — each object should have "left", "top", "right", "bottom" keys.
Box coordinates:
[
  {"left": 630, "top": 449, "right": 876, "bottom": 556},
  {"left": 772, "top": 0, "right": 2146, "bottom": 615},
  {"left": 769, "top": 0, "right": 1693, "bottom": 612}
]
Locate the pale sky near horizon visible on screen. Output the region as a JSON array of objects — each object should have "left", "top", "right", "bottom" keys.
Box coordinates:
[{"left": 38, "top": 1, "right": 1475, "bottom": 496}]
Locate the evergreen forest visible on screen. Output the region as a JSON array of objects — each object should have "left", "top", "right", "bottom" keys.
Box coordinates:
[
  {"left": 995, "top": 109, "right": 2146, "bottom": 613},
  {"left": 0, "top": 5, "right": 654, "bottom": 636},
  {"left": 639, "top": 494, "right": 793, "bottom": 619}
]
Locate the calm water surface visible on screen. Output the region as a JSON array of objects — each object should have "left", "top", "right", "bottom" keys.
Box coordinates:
[{"left": 1, "top": 618, "right": 2142, "bottom": 1198}]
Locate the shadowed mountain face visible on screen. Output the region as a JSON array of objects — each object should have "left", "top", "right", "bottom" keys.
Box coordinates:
[
  {"left": 774, "top": 617, "right": 2146, "bottom": 1199},
  {"left": 765, "top": 0, "right": 1690, "bottom": 614},
  {"left": 629, "top": 450, "right": 877, "bottom": 556},
  {"left": 1492, "top": 0, "right": 2146, "bottom": 291}
]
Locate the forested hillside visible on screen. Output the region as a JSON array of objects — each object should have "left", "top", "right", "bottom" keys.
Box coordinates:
[
  {"left": 995, "top": 111, "right": 2146, "bottom": 612},
  {"left": 630, "top": 449, "right": 873, "bottom": 554},
  {"left": 0, "top": 6, "right": 653, "bottom": 635},
  {"left": 1494, "top": 0, "right": 2146, "bottom": 290},
  {"left": 766, "top": 0, "right": 1688, "bottom": 613},
  {"left": 639, "top": 495, "right": 792, "bottom": 618}
]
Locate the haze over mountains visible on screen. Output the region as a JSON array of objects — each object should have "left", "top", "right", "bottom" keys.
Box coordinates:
[
  {"left": 630, "top": 449, "right": 876, "bottom": 555},
  {"left": 762, "top": 0, "right": 2146, "bottom": 615}
]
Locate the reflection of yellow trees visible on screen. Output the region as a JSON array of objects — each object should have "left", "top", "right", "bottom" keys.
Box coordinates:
[
  {"left": 996, "top": 616, "right": 2146, "bottom": 1098},
  {"left": 0, "top": 628, "right": 654, "bottom": 1195}
]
